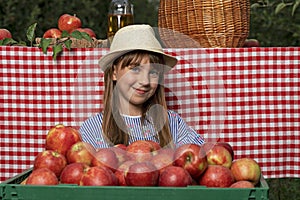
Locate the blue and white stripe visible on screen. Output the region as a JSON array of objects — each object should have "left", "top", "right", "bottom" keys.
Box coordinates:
[{"left": 79, "top": 110, "right": 205, "bottom": 149}]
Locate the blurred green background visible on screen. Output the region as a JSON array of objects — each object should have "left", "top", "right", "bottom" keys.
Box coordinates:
[
  {"left": 0, "top": 0, "right": 299, "bottom": 199},
  {"left": 0, "top": 0, "right": 300, "bottom": 46}
]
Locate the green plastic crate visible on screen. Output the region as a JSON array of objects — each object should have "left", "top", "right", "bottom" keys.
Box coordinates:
[{"left": 0, "top": 168, "right": 269, "bottom": 200}]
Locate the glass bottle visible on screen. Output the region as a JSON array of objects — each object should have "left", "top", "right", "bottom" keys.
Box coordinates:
[{"left": 107, "top": 0, "right": 134, "bottom": 46}]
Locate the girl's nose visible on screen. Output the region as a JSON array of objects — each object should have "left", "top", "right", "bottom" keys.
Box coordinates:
[
  {"left": 138, "top": 69, "right": 151, "bottom": 85},
  {"left": 138, "top": 72, "right": 150, "bottom": 85}
]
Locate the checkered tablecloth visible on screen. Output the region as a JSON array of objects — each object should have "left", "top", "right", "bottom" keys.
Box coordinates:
[{"left": 0, "top": 46, "right": 299, "bottom": 182}]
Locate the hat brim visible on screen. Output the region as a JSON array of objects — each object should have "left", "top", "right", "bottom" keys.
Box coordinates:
[{"left": 99, "top": 48, "right": 178, "bottom": 71}]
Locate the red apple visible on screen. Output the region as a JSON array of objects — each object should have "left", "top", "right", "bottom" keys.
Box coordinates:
[
  {"left": 45, "top": 124, "right": 81, "bottom": 157},
  {"left": 33, "top": 150, "right": 67, "bottom": 177},
  {"left": 66, "top": 141, "right": 95, "bottom": 166},
  {"left": 217, "top": 142, "right": 234, "bottom": 159},
  {"left": 114, "top": 160, "right": 136, "bottom": 186},
  {"left": 43, "top": 28, "right": 62, "bottom": 38},
  {"left": 110, "top": 146, "right": 129, "bottom": 165},
  {"left": 173, "top": 143, "right": 208, "bottom": 179},
  {"left": 0, "top": 28, "right": 12, "bottom": 40},
  {"left": 150, "top": 148, "right": 175, "bottom": 173},
  {"left": 243, "top": 39, "right": 260, "bottom": 47},
  {"left": 230, "top": 158, "right": 261, "bottom": 185},
  {"left": 158, "top": 166, "right": 192, "bottom": 187},
  {"left": 146, "top": 140, "right": 161, "bottom": 151},
  {"left": 60, "top": 162, "right": 89, "bottom": 185},
  {"left": 203, "top": 143, "right": 233, "bottom": 168},
  {"left": 80, "top": 166, "right": 117, "bottom": 186},
  {"left": 199, "top": 165, "right": 235, "bottom": 187},
  {"left": 71, "top": 28, "right": 96, "bottom": 38},
  {"left": 91, "top": 148, "right": 119, "bottom": 172},
  {"left": 26, "top": 168, "right": 59, "bottom": 185},
  {"left": 126, "top": 140, "right": 160, "bottom": 162},
  {"left": 58, "top": 14, "right": 82, "bottom": 33},
  {"left": 230, "top": 180, "right": 255, "bottom": 188},
  {"left": 125, "top": 161, "right": 159, "bottom": 186}
]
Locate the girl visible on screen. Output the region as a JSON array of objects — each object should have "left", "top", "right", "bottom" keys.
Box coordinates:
[{"left": 79, "top": 24, "right": 204, "bottom": 149}]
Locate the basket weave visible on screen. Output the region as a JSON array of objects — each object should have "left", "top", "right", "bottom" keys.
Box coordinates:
[
  {"left": 35, "top": 37, "right": 108, "bottom": 48},
  {"left": 158, "top": 0, "right": 250, "bottom": 48}
]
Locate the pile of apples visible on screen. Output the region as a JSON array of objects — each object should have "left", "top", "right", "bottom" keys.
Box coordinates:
[
  {"left": 23, "top": 124, "right": 261, "bottom": 188},
  {"left": 43, "top": 13, "right": 96, "bottom": 39}
]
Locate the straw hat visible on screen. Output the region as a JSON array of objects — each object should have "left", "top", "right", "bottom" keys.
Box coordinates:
[{"left": 99, "top": 24, "right": 178, "bottom": 71}]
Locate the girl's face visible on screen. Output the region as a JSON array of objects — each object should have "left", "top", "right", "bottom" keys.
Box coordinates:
[{"left": 113, "top": 55, "right": 161, "bottom": 115}]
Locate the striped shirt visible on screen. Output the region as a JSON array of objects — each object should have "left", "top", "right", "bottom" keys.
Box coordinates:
[{"left": 79, "top": 110, "right": 205, "bottom": 149}]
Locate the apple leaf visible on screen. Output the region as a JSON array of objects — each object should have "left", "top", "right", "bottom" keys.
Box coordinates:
[
  {"left": 81, "top": 32, "right": 93, "bottom": 42},
  {"left": 39, "top": 38, "right": 52, "bottom": 54},
  {"left": 52, "top": 44, "right": 63, "bottom": 60},
  {"left": 64, "top": 40, "right": 72, "bottom": 50},
  {"left": 61, "top": 30, "right": 70, "bottom": 38},
  {"left": 26, "top": 22, "right": 37, "bottom": 46},
  {"left": 0, "top": 38, "right": 18, "bottom": 46},
  {"left": 70, "top": 30, "right": 83, "bottom": 40},
  {"left": 70, "top": 30, "right": 92, "bottom": 42}
]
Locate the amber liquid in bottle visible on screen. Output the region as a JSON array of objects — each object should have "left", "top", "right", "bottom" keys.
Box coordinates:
[{"left": 107, "top": 14, "right": 134, "bottom": 45}]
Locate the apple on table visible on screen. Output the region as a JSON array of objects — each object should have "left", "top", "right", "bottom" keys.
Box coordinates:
[
  {"left": 243, "top": 39, "right": 260, "bottom": 47},
  {"left": 58, "top": 14, "right": 82, "bottom": 33},
  {"left": 43, "top": 28, "right": 62, "bottom": 38},
  {"left": 71, "top": 28, "right": 96, "bottom": 38},
  {"left": 0, "top": 28, "right": 12, "bottom": 40}
]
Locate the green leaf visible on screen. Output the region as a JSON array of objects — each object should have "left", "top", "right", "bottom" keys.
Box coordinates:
[
  {"left": 61, "top": 30, "right": 70, "bottom": 38},
  {"left": 39, "top": 38, "right": 52, "bottom": 54},
  {"left": 52, "top": 44, "right": 63, "bottom": 60},
  {"left": 70, "top": 30, "right": 83, "bottom": 40},
  {"left": 0, "top": 38, "right": 18, "bottom": 46},
  {"left": 275, "top": 2, "right": 287, "bottom": 15},
  {"left": 26, "top": 23, "right": 37, "bottom": 46},
  {"left": 81, "top": 32, "right": 93, "bottom": 42},
  {"left": 64, "top": 39, "right": 72, "bottom": 50},
  {"left": 292, "top": 0, "right": 300, "bottom": 16}
]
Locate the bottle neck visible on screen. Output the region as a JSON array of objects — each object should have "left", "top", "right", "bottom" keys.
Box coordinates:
[{"left": 109, "top": 0, "right": 132, "bottom": 15}]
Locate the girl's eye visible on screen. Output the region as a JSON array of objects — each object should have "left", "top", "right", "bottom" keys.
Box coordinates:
[
  {"left": 149, "top": 69, "right": 159, "bottom": 78},
  {"left": 129, "top": 65, "right": 140, "bottom": 72}
]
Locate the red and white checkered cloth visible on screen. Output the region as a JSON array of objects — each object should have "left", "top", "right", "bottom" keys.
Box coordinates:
[{"left": 0, "top": 46, "right": 299, "bottom": 182}]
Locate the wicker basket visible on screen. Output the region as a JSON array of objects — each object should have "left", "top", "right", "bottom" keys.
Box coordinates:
[{"left": 158, "top": 0, "right": 250, "bottom": 48}]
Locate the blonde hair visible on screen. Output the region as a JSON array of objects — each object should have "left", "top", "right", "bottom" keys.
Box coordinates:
[{"left": 102, "top": 50, "right": 173, "bottom": 147}]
